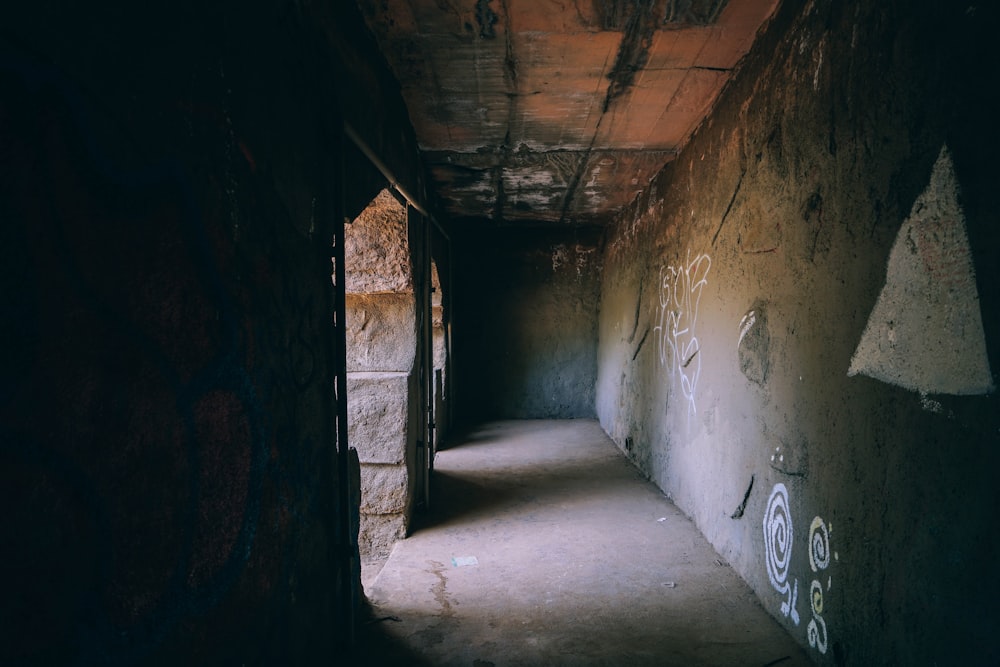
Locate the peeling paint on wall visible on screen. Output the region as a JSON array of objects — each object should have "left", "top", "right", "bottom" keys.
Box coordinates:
[{"left": 848, "top": 145, "right": 993, "bottom": 396}]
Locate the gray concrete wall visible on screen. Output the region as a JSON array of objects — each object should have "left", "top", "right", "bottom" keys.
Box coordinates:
[
  {"left": 455, "top": 227, "right": 602, "bottom": 421},
  {"left": 596, "top": 0, "right": 999, "bottom": 664}
]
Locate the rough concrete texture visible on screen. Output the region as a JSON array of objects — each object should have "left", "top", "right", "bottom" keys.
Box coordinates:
[
  {"left": 348, "top": 360, "right": 418, "bottom": 558},
  {"left": 433, "top": 307, "right": 447, "bottom": 371},
  {"left": 359, "top": 513, "right": 408, "bottom": 564},
  {"left": 455, "top": 227, "right": 602, "bottom": 421},
  {"left": 346, "top": 188, "right": 413, "bottom": 293},
  {"left": 346, "top": 293, "right": 418, "bottom": 372},
  {"left": 359, "top": 464, "right": 410, "bottom": 514},
  {"left": 596, "top": 1, "right": 999, "bottom": 664},
  {"left": 347, "top": 372, "right": 411, "bottom": 465},
  {"left": 359, "top": 420, "right": 811, "bottom": 666}
]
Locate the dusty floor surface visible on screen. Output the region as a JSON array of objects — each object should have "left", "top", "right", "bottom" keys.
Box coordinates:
[{"left": 351, "top": 420, "right": 812, "bottom": 666}]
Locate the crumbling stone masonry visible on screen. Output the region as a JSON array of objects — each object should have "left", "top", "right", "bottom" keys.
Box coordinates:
[{"left": 345, "top": 189, "right": 421, "bottom": 559}]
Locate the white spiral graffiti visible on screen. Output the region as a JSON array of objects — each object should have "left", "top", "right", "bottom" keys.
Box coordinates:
[
  {"left": 763, "top": 483, "right": 793, "bottom": 594},
  {"left": 807, "top": 578, "right": 828, "bottom": 653},
  {"left": 809, "top": 516, "right": 831, "bottom": 572},
  {"left": 807, "top": 517, "right": 832, "bottom": 655},
  {"left": 807, "top": 616, "right": 828, "bottom": 653}
]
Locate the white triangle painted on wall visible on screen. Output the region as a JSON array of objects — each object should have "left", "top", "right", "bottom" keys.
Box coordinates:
[{"left": 848, "top": 145, "right": 993, "bottom": 395}]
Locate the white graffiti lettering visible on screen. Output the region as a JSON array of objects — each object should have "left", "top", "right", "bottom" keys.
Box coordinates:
[{"left": 654, "top": 251, "right": 711, "bottom": 422}]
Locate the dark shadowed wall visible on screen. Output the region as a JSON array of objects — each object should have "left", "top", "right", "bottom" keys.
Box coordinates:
[
  {"left": 597, "top": 0, "right": 999, "bottom": 664},
  {"left": 455, "top": 227, "right": 602, "bottom": 421},
  {"left": 0, "top": 0, "right": 422, "bottom": 663}
]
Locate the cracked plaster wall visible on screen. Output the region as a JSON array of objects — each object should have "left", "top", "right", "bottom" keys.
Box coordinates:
[{"left": 596, "top": 0, "right": 999, "bottom": 664}]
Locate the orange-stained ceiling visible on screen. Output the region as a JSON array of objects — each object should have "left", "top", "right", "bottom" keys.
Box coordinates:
[{"left": 356, "top": 0, "right": 779, "bottom": 225}]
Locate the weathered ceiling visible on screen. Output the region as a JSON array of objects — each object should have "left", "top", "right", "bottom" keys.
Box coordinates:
[{"left": 357, "top": 0, "right": 779, "bottom": 225}]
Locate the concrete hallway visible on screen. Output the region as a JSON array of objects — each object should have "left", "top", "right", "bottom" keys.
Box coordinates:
[{"left": 357, "top": 420, "right": 812, "bottom": 666}]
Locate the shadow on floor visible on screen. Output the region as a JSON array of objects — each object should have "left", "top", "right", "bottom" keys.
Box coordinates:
[
  {"left": 434, "top": 422, "right": 500, "bottom": 452},
  {"left": 348, "top": 601, "right": 435, "bottom": 666},
  {"left": 356, "top": 420, "right": 815, "bottom": 667},
  {"left": 409, "top": 470, "right": 518, "bottom": 532},
  {"left": 415, "top": 448, "right": 645, "bottom": 532}
]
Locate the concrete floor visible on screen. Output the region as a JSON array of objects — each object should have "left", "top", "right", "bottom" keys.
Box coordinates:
[{"left": 354, "top": 420, "right": 812, "bottom": 666}]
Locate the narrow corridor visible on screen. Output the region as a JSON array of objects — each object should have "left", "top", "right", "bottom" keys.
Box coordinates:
[
  {"left": 358, "top": 421, "right": 811, "bottom": 666},
  {"left": 3, "top": 2, "right": 996, "bottom": 663}
]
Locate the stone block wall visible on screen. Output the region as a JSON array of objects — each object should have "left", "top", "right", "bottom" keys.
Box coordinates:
[
  {"left": 346, "top": 190, "right": 419, "bottom": 560},
  {"left": 431, "top": 261, "right": 450, "bottom": 446}
]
